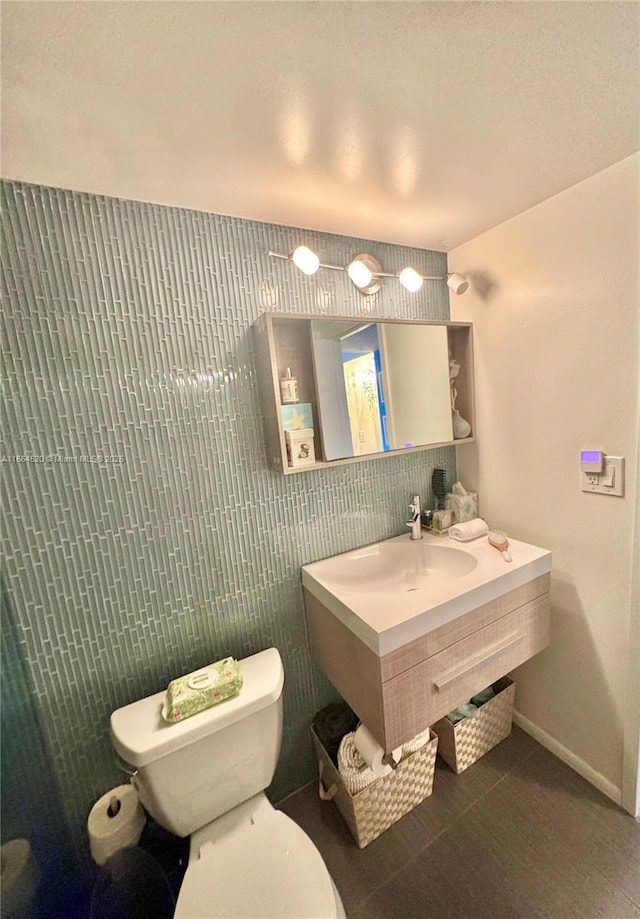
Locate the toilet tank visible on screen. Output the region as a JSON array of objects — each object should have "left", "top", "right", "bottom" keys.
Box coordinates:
[{"left": 110, "top": 648, "right": 284, "bottom": 837}]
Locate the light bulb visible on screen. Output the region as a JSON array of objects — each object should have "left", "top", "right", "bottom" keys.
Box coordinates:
[
  {"left": 447, "top": 273, "right": 469, "bottom": 295},
  {"left": 291, "top": 246, "right": 320, "bottom": 275},
  {"left": 398, "top": 267, "right": 423, "bottom": 292},
  {"left": 347, "top": 259, "right": 373, "bottom": 289}
]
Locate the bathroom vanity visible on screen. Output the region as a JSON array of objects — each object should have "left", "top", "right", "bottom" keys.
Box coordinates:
[{"left": 302, "top": 533, "right": 551, "bottom": 752}]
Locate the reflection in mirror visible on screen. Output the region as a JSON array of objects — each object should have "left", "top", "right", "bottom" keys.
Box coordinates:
[{"left": 311, "top": 320, "right": 454, "bottom": 461}]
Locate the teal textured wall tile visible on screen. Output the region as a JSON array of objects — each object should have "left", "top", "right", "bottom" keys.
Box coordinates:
[
  {"left": 1, "top": 578, "right": 78, "bottom": 910},
  {"left": 1, "top": 178, "right": 456, "bottom": 852}
]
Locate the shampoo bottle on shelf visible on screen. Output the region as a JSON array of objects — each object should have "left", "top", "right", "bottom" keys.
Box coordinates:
[{"left": 280, "top": 367, "right": 299, "bottom": 404}]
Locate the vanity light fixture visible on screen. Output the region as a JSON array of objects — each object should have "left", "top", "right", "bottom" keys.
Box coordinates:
[
  {"left": 346, "top": 254, "right": 383, "bottom": 295},
  {"left": 398, "top": 266, "right": 424, "bottom": 293},
  {"left": 346, "top": 258, "right": 373, "bottom": 288},
  {"left": 291, "top": 245, "right": 320, "bottom": 275},
  {"left": 268, "top": 248, "right": 469, "bottom": 296},
  {"left": 447, "top": 273, "right": 469, "bottom": 295}
]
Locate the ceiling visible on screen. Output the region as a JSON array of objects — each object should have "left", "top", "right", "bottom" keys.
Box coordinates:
[{"left": 1, "top": 1, "right": 638, "bottom": 251}]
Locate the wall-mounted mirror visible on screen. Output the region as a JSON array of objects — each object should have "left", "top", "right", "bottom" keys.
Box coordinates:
[
  {"left": 253, "top": 312, "right": 474, "bottom": 474},
  {"left": 311, "top": 320, "right": 455, "bottom": 460}
]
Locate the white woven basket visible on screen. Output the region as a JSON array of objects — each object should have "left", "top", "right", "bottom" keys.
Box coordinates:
[
  {"left": 313, "top": 726, "right": 438, "bottom": 849},
  {"left": 431, "top": 679, "right": 515, "bottom": 774}
]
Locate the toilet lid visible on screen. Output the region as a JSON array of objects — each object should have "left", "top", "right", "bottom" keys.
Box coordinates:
[{"left": 174, "top": 811, "right": 338, "bottom": 919}]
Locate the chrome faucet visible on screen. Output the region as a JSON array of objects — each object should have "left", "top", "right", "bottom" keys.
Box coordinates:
[{"left": 407, "top": 495, "right": 423, "bottom": 540}]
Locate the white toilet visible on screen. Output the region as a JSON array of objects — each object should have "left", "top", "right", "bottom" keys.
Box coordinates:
[{"left": 110, "top": 648, "right": 345, "bottom": 919}]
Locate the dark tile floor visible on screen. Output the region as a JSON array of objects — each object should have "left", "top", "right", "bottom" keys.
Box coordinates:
[{"left": 278, "top": 727, "right": 640, "bottom": 919}]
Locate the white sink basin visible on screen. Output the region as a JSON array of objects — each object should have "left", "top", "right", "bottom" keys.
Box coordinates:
[
  {"left": 302, "top": 531, "right": 552, "bottom": 656},
  {"left": 321, "top": 540, "right": 478, "bottom": 593}
]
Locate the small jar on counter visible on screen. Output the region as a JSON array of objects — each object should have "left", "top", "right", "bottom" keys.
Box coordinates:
[{"left": 432, "top": 509, "right": 453, "bottom": 535}]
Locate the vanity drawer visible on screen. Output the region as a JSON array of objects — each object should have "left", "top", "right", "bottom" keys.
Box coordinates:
[
  {"left": 380, "top": 573, "right": 550, "bottom": 681},
  {"left": 381, "top": 593, "right": 550, "bottom": 750}
]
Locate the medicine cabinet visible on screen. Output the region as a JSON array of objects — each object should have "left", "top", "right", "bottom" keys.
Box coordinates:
[{"left": 253, "top": 312, "right": 475, "bottom": 474}]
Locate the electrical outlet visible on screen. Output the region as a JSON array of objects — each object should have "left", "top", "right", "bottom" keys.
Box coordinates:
[{"left": 581, "top": 456, "right": 625, "bottom": 496}]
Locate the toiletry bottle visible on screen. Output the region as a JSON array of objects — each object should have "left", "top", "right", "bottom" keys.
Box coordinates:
[
  {"left": 280, "top": 368, "right": 299, "bottom": 404},
  {"left": 420, "top": 510, "right": 433, "bottom": 530},
  {"left": 432, "top": 509, "right": 453, "bottom": 534}
]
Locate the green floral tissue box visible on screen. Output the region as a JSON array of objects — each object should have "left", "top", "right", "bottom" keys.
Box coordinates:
[{"left": 162, "top": 657, "right": 243, "bottom": 723}]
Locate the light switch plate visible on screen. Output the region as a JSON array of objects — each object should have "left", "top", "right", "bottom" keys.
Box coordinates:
[{"left": 581, "top": 456, "right": 624, "bottom": 496}]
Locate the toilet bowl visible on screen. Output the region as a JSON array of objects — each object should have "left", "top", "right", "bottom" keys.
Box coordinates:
[
  {"left": 175, "top": 793, "right": 344, "bottom": 918},
  {"left": 111, "top": 648, "right": 345, "bottom": 919}
]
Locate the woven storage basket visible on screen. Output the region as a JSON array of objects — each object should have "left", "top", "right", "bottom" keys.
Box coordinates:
[
  {"left": 431, "top": 678, "right": 515, "bottom": 774},
  {"left": 312, "top": 726, "right": 438, "bottom": 849}
]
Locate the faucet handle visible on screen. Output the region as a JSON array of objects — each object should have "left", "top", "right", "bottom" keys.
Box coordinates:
[{"left": 409, "top": 495, "right": 420, "bottom": 511}]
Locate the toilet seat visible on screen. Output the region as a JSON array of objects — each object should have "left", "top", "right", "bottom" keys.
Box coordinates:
[{"left": 174, "top": 809, "right": 341, "bottom": 918}]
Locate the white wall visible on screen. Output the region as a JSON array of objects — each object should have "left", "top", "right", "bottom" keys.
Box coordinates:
[{"left": 449, "top": 154, "right": 640, "bottom": 799}]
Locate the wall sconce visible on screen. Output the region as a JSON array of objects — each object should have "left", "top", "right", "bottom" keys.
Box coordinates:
[
  {"left": 346, "top": 254, "right": 383, "bottom": 295},
  {"left": 446, "top": 273, "right": 469, "bottom": 295},
  {"left": 268, "top": 248, "right": 469, "bottom": 296},
  {"left": 398, "top": 267, "right": 423, "bottom": 292},
  {"left": 291, "top": 245, "right": 320, "bottom": 275}
]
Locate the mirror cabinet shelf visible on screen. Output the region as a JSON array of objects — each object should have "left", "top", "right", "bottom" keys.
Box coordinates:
[{"left": 253, "top": 312, "right": 475, "bottom": 475}]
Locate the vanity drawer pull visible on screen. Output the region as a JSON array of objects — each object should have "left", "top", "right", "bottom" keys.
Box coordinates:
[{"left": 433, "top": 633, "right": 524, "bottom": 691}]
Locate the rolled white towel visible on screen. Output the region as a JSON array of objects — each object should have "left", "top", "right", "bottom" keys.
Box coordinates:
[
  {"left": 337, "top": 733, "right": 378, "bottom": 794},
  {"left": 448, "top": 518, "right": 489, "bottom": 542},
  {"left": 402, "top": 728, "right": 432, "bottom": 757}
]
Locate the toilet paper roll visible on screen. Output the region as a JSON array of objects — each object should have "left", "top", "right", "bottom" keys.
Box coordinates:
[
  {"left": 353, "top": 724, "right": 402, "bottom": 777},
  {"left": 88, "top": 784, "right": 146, "bottom": 866}
]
